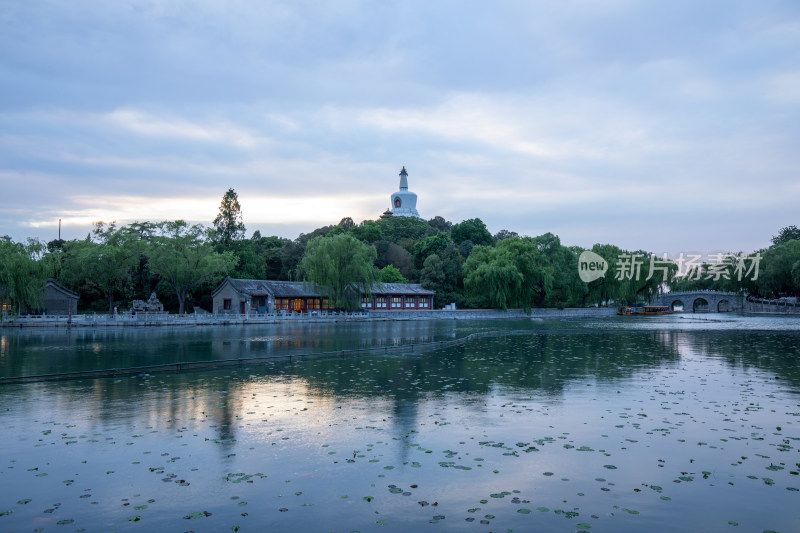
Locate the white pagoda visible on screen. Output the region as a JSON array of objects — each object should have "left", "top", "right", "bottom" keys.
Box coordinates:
[{"left": 389, "top": 166, "right": 420, "bottom": 218}]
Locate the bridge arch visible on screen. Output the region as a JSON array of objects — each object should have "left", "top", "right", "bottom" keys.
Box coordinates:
[
  {"left": 670, "top": 299, "right": 685, "bottom": 311},
  {"left": 653, "top": 291, "right": 743, "bottom": 313},
  {"left": 692, "top": 297, "right": 709, "bottom": 312}
]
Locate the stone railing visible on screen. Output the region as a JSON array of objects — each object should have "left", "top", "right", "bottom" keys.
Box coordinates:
[
  {"left": 744, "top": 297, "right": 800, "bottom": 314},
  {"left": 1, "top": 310, "right": 372, "bottom": 327}
]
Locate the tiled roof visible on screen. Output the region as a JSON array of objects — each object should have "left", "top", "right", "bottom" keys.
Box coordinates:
[
  {"left": 215, "top": 278, "right": 434, "bottom": 298},
  {"left": 354, "top": 282, "right": 435, "bottom": 296},
  {"left": 45, "top": 279, "right": 79, "bottom": 299},
  {"left": 225, "top": 278, "right": 326, "bottom": 298},
  {"left": 261, "top": 280, "right": 327, "bottom": 298}
]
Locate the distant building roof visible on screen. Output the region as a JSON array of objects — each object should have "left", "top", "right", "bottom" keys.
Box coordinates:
[
  {"left": 352, "top": 282, "right": 435, "bottom": 296},
  {"left": 213, "top": 277, "right": 434, "bottom": 299},
  {"left": 213, "top": 277, "right": 327, "bottom": 298},
  {"left": 45, "top": 278, "right": 79, "bottom": 300}
]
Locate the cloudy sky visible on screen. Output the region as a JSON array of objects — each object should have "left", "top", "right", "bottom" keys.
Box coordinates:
[{"left": 1, "top": 0, "right": 798, "bottom": 254}]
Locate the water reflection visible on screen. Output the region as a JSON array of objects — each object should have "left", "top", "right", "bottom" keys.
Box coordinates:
[
  {"left": 1, "top": 320, "right": 487, "bottom": 377},
  {"left": 670, "top": 330, "right": 800, "bottom": 388},
  {"left": 2, "top": 330, "right": 691, "bottom": 444},
  {"left": 2, "top": 319, "right": 800, "bottom": 532}
]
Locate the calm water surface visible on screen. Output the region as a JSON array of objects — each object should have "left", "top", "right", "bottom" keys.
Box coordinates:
[{"left": 1, "top": 314, "right": 799, "bottom": 532}]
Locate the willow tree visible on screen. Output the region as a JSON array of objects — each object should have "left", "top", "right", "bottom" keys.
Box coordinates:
[
  {"left": 0, "top": 239, "right": 49, "bottom": 315},
  {"left": 147, "top": 221, "right": 237, "bottom": 313},
  {"left": 463, "top": 245, "right": 523, "bottom": 310},
  {"left": 300, "top": 233, "right": 379, "bottom": 310}
]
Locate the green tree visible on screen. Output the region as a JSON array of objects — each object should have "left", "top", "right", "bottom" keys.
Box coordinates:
[
  {"left": 588, "top": 245, "right": 677, "bottom": 305},
  {"left": 462, "top": 246, "right": 523, "bottom": 310},
  {"left": 753, "top": 240, "right": 800, "bottom": 298},
  {"left": 586, "top": 244, "right": 625, "bottom": 305},
  {"left": 256, "top": 235, "right": 290, "bottom": 279},
  {"left": 375, "top": 240, "right": 415, "bottom": 280},
  {"left": 350, "top": 220, "right": 383, "bottom": 243},
  {"left": 427, "top": 216, "right": 452, "bottom": 233},
  {"left": 147, "top": 221, "right": 237, "bottom": 313},
  {"left": 457, "top": 240, "right": 475, "bottom": 259},
  {"left": 525, "top": 233, "right": 588, "bottom": 307},
  {"left": 564, "top": 246, "right": 589, "bottom": 306},
  {"left": 59, "top": 223, "right": 143, "bottom": 314},
  {"left": 419, "top": 245, "right": 464, "bottom": 308},
  {"left": 377, "top": 216, "right": 434, "bottom": 243},
  {"left": 338, "top": 217, "right": 356, "bottom": 230},
  {"left": 220, "top": 234, "right": 287, "bottom": 281},
  {"left": 498, "top": 236, "right": 551, "bottom": 310},
  {"left": 771, "top": 225, "right": 800, "bottom": 246},
  {"left": 380, "top": 264, "right": 407, "bottom": 283},
  {"left": 622, "top": 249, "right": 676, "bottom": 303},
  {"left": 213, "top": 188, "right": 246, "bottom": 245},
  {"left": 46, "top": 238, "right": 66, "bottom": 253},
  {"left": 300, "top": 232, "right": 379, "bottom": 310},
  {"left": 413, "top": 232, "right": 453, "bottom": 269},
  {"left": 451, "top": 218, "right": 493, "bottom": 247},
  {"left": 0, "top": 238, "right": 49, "bottom": 315},
  {"left": 462, "top": 236, "right": 563, "bottom": 311},
  {"left": 420, "top": 254, "right": 447, "bottom": 307},
  {"left": 792, "top": 260, "right": 800, "bottom": 292},
  {"left": 493, "top": 229, "right": 518, "bottom": 242}
]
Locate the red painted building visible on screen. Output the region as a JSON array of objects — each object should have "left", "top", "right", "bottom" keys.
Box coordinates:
[
  {"left": 212, "top": 278, "right": 436, "bottom": 314},
  {"left": 350, "top": 283, "right": 435, "bottom": 311}
]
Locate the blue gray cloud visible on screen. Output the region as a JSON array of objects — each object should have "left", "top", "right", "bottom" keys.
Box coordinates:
[{"left": 1, "top": 0, "right": 798, "bottom": 254}]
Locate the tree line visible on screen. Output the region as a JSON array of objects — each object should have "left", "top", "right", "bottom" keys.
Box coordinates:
[
  {"left": 2, "top": 188, "right": 798, "bottom": 314},
  {"left": 669, "top": 225, "right": 800, "bottom": 298}
]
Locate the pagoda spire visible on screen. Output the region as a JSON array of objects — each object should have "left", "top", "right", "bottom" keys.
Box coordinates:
[{"left": 399, "top": 166, "right": 408, "bottom": 191}]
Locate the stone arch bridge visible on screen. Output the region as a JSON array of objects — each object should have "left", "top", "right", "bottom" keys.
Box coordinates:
[{"left": 652, "top": 291, "right": 744, "bottom": 312}]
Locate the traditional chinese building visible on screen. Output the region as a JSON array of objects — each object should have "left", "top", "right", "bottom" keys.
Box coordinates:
[
  {"left": 348, "top": 283, "right": 434, "bottom": 311},
  {"left": 42, "top": 280, "right": 79, "bottom": 315},
  {"left": 211, "top": 277, "right": 435, "bottom": 314},
  {"left": 2, "top": 279, "right": 79, "bottom": 316},
  {"left": 212, "top": 277, "right": 329, "bottom": 314}
]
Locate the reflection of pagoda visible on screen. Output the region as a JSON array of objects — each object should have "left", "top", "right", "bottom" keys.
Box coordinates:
[{"left": 382, "top": 166, "right": 420, "bottom": 218}]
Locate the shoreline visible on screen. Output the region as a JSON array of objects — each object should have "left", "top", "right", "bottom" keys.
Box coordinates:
[{"left": 0, "top": 307, "right": 618, "bottom": 329}]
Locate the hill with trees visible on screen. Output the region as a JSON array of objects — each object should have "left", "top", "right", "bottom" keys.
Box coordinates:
[{"left": 2, "top": 189, "right": 798, "bottom": 314}]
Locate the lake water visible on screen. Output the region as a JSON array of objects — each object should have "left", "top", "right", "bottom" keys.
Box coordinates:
[{"left": 1, "top": 314, "right": 798, "bottom": 532}]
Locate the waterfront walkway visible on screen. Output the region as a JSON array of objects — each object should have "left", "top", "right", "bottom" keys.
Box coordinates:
[{"left": 1, "top": 307, "right": 616, "bottom": 328}]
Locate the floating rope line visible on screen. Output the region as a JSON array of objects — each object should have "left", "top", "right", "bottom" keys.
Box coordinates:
[
  {"left": 0, "top": 328, "right": 682, "bottom": 385},
  {"left": 0, "top": 329, "right": 538, "bottom": 385}
]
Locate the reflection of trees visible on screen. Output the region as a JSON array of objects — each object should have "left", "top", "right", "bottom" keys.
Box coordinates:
[
  {"left": 1, "top": 320, "right": 476, "bottom": 377},
  {"left": 2, "top": 371, "right": 247, "bottom": 453},
  {"left": 7, "top": 328, "right": 800, "bottom": 456},
  {"left": 266, "top": 331, "right": 684, "bottom": 434},
  {"left": 279, "top": 331, "right": 684, "bottom": 399},
  {"left": 675, "top": 331, "right": 800, "bottom": 387}
]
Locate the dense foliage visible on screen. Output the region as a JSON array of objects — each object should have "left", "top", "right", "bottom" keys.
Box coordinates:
[
  {"left": 671, "top": 235, "right": 800, "bottom": 299},
  {"left": 0, "top": 238, "right": 50, "bottom": 314},
  {"left": 299, "top": 232, "right": 379, "bottom": 310},
  {"left": 2, "top": 187, "right": 798, "bottom": 313}
]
